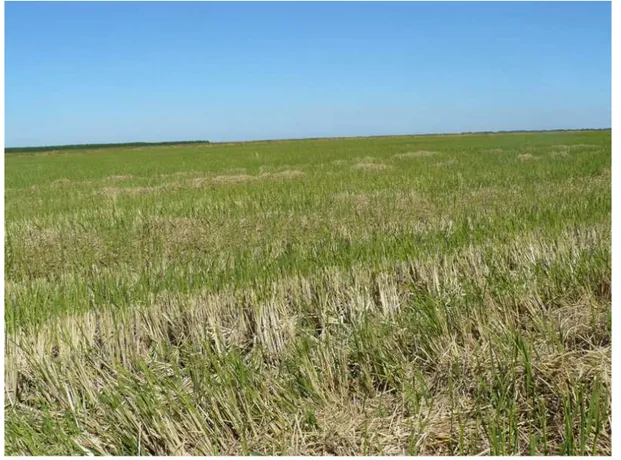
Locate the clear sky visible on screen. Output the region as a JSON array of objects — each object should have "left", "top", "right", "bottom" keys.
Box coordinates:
[{"left": 5, "top": 1, "right": 611, "bottom": 147}]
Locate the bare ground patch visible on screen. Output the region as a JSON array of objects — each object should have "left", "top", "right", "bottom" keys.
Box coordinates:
[
  {"left": 211, "top": 174, "right": 255, "bottom": 186},
  {"left": 356, "top": 156, "right": 378, "bottom": 162},
  {"left": 517, "top": 153, "right": 540, "bottom": 161},
  {"left": 189, "top": 170, "right": 305, "bottom": 188},
  {"left": 103, "top": 174, "right": 134, "bottom": 182},
  {"left": 569, "top": 144, "right": 602, "bottom": 150},
  {"left": 432, "top": 160, "right": 456, "bottom": 168},
  {"left": 352, "top": 162, "right": 391, "bottom": 171},
  {"left": 46, "top": 176, "right": 133, "bottom": 189},
  {"left": 261, "top": 170, "right": 305, "bottom": 180},
  {"left": 552, "top": 144, "right": 602, "bottom": 152},
  {"left": 99, "top": 184, "right": 177, "bottom": 198},
  {"left": 393, "top": 151, "right": 438, "bottom": 159}
]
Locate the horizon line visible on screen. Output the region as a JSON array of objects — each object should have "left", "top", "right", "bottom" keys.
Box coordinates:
[{"left": 5, "top": 127, "right": 612, "bottom": 152}]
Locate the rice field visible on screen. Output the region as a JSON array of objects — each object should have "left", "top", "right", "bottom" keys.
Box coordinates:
[{"left": 4, "top": 130, "right": 611, "bottom": 455}]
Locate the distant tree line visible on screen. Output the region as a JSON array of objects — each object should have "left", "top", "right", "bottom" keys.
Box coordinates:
[{"left": 4, "top": 140, "right": 211, "bottom": 154}]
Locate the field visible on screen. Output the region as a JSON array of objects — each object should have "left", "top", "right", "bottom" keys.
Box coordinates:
[{"left": 4, "top": 131, "right": 611, "bottom": 455}]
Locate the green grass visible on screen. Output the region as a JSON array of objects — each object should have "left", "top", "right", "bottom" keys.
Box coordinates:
[{"left": 4, "top": 130, "right": 611, "bottom": 455}]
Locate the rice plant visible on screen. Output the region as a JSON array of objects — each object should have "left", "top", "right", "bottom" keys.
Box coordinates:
[{"left": 4, "top": 130, "right": 611, "bottom": 455}]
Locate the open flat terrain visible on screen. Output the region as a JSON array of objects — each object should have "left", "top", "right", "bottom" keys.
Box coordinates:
[{"left": 4, "top": 131, "right": 611, "bottom": 455}]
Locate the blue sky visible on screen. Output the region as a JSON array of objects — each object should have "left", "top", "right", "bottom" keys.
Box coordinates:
[{"left": 5, "top": 1, "right": 611, "bottom": 147}]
